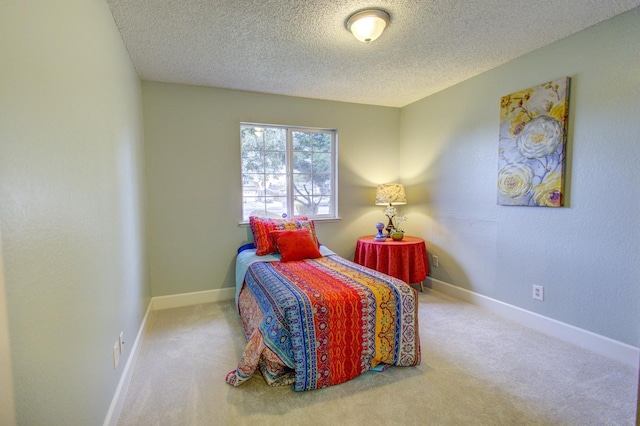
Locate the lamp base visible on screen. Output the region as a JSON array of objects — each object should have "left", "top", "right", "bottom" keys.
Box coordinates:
[{"left": 385, "top": 216, "right": 394, "bottom": 237}]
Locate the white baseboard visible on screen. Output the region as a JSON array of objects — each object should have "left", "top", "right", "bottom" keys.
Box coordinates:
[
  {"left": 103, "top": 286, "right": 236, "bottom": 425},
  {"left": 103, "top": 299, "right": 153, "bottom": 426},
  {"left": 104, "top": 280, "right": 638, "bottom": 426},
  {"left": 152, "top": 287, "right": 235, "bottom": 310},
  {"left": 429, "top": 278, "right": 640, "bottom": 368}
]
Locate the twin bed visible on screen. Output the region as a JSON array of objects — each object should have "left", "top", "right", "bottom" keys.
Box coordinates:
[{"left": 226, "top": 216, "right": 421, "bottom": 391}]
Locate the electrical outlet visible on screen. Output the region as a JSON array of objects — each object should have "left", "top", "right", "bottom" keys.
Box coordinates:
[
  {"left": 432, "top": 255, "right": 439, "bottom": 268},
  {"left": 533, "top": 285, "right": 544, "bottom": 301},
  {"left": 113, "top": 341, "right": 120, "bottom": 369},
  {"left": 119, "top": 332, "right": 125, "bottom": 354}
]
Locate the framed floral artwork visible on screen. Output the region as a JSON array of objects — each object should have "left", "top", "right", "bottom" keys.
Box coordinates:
[{"left": 497, "top": 77, "right": 570, "bottom": 206}]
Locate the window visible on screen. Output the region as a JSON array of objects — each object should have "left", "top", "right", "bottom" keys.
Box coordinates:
[{"left": 240, "top": 123, "right": 338, "bottom": 222}]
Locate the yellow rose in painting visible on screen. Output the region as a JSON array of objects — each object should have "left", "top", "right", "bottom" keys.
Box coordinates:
[
  {"left": 516, "top": 115, "right": 563, "bottom": 159},
  {"left": 509, "top": 110, "right": 530, "bottom": 138},
  {"left": 497, "top": 163, "right": 533, "bottom": 199},
  {"left": 533, "top": 172, "right": 563, "bottom": 206},
  {"left": 549, "top": 102, "right": 566, "bottom": 123}
]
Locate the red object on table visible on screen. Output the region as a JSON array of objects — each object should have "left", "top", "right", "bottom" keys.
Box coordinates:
[{"left": 354, "top": 235, "right": 429, "bottom": 290}]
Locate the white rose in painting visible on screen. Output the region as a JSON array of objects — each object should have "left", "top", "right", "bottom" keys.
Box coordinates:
[
  {"left": 497, "top": 163, "right": 533, "bottom": 200},
  {"left": 516, "top": 115, "right": 563, "bottom": 159}
]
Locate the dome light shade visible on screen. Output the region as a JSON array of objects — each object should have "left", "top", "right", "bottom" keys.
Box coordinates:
[{"left": 346, "top": 9, "right": 390, "bottom": 43}]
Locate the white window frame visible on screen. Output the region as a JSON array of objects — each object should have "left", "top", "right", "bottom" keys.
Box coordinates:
[{"left": 240, "top": 122, "right": 339, "bottom": 223}]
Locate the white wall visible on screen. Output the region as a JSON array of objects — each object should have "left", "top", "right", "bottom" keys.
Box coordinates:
[
  {"left": 0, "top": 1, "right": 149, "bottom": 424},
  {"left": 400, "top": 8, "right": 640, "bottom": 347},
  {"left": 142, "top": 82, "right": 400, "bottom": 296}
]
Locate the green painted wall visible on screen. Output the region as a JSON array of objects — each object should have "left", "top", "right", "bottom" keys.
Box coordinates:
[
  {"left": 0, "top": 1, "right": 149, "bottom": 424},
  {"left": 1, "top": 3, "right": 638, "bottom": 424},
  {"left": 400, "top": 8, "right": 640, "bottom": 346},
  {"left": 142, "top": 8, "right": 640, "bottom": 347},
  {"left": 142, "top": 83, "right": 400, "bottom": 296}
]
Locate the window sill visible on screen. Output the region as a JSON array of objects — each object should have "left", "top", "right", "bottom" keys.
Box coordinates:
[{"left": 238, "top": 217, "right": 342, "bottom": 227}]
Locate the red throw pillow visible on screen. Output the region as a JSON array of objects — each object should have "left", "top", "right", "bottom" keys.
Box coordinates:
[
  {"left": 270, "top": 229, "right": 322, "bottom": 262},
  {"left": 249, "top": 216, "right": 319, "bottom": 256}
]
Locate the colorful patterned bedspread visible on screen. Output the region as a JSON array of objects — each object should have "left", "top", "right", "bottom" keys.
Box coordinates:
[{"left": 226, "top": 255, "right": 420, "bottom": 391}]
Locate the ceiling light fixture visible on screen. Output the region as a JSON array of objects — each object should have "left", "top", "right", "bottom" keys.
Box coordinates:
[{"left": 346, "top": 9, "right": 390, "bottom": 44}]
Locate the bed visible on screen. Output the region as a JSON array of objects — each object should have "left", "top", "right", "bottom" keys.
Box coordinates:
[{"left": 225, "top": 216, "right": 421, "bottom": 391}]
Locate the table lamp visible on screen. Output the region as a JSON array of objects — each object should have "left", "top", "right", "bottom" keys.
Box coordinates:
[{"left": 375, "top": 183, "right": 407, "bottom": 237}]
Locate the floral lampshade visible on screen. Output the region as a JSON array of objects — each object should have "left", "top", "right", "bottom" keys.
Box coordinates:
[{"left": 375, "top": 183, "right": 407, "bottom": 206}]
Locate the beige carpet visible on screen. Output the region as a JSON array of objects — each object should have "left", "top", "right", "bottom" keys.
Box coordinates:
[{"left": 117, "top": 289, "right": 638, "bottom": 425}]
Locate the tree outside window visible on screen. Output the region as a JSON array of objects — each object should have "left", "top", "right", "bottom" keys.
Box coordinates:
[{"left": 240, "top": 123, "right": 337, "bottom": 222}]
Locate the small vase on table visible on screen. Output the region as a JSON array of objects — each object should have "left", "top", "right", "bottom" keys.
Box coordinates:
[{"left": 390, "top": 230, "right": 404, "bottom": 241}]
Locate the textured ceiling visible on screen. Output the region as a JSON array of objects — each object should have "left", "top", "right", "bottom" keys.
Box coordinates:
[{"left": 106, "top": 0, "right": 640, "bottom": 107}]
